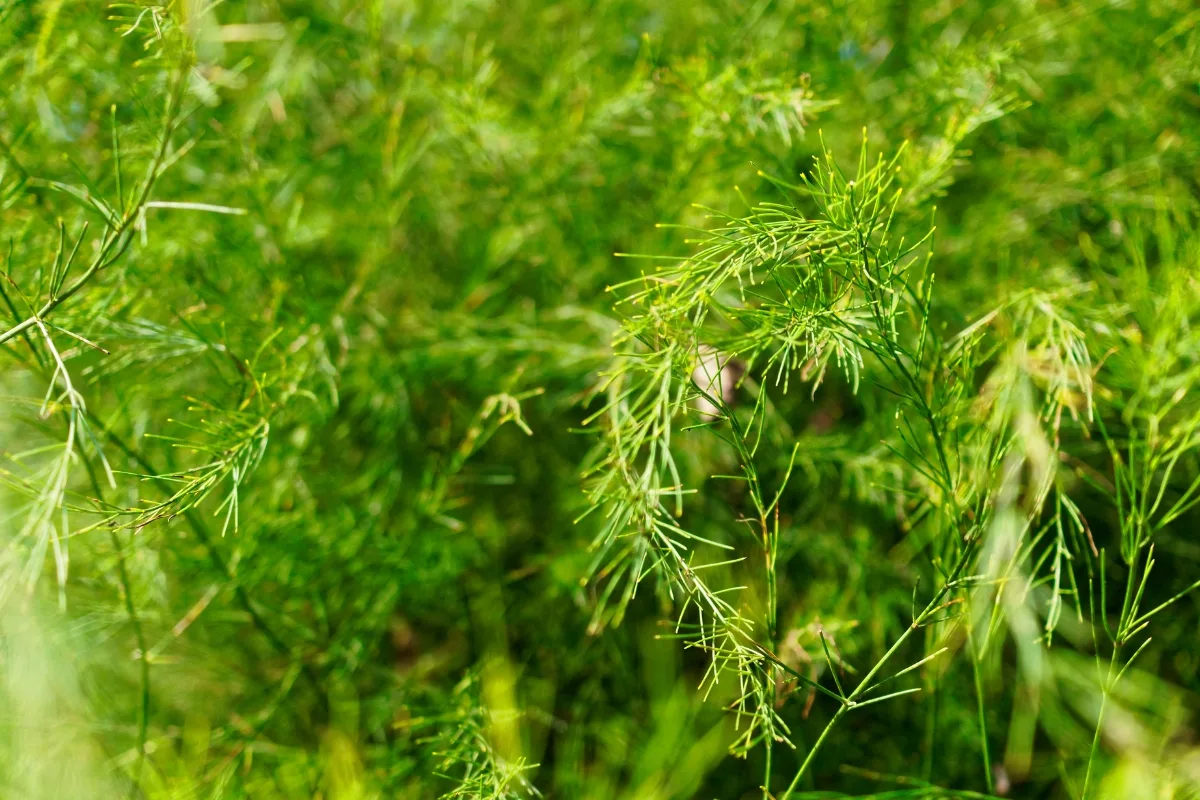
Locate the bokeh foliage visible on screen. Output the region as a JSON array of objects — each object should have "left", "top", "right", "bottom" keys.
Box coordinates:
[{"left": 1, "top": 0, "right": 1199, "bottom": 798}]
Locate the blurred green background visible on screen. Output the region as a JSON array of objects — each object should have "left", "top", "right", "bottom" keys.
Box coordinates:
[{"left": 1, "top": 0, "right": 1199, "bottom": 798}]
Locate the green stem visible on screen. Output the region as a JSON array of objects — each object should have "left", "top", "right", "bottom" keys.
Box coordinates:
[
  {"left": 81, "top": 454, "right": 150, "bottom": 797},
  {"left": 763, "top": 732, "right": 773, "bottom": 800},
  {"left": 967, "top": 621, "right": 994, "bottom": 794},
  {"left": 110, "top": 527, "right": 151, "bottom": 798},
  {"left": 779, "top": 542, "right": 976, "bottom": 799},
  {"left": 0, "top": 53, "right": 191, "bottom": 347},
  {"left": 1081, "top": 677, "right": 1110, "bottom": 800},
  {"left": 763, "top": 508, "right": 778, "bottom": 800},
  {"left": 780, "top": 705, "right": 848, "bottom": 799}
]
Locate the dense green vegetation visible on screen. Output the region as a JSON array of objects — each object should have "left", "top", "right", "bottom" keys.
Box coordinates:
[{"left": 1, "top": 0, "right": 1199, "bottom": 797}]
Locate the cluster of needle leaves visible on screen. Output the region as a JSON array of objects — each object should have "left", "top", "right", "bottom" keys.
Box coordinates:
[
  {"left": 1, "top": 1, "right": 1200, "bottom": 800},
  {"left": 582, "top": 132, "right": 1150, "bottom": 798}
]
